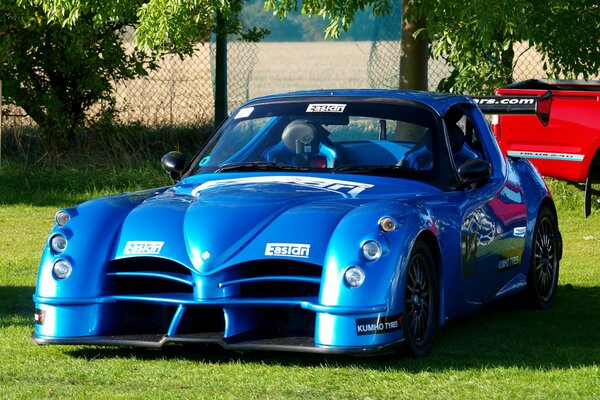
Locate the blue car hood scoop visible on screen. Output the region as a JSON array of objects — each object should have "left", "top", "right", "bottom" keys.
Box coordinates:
[{"left": 113, "top": 175, "right": 383, "bottom": 272}]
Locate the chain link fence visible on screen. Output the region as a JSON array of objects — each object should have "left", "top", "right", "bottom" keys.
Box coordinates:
[
  {"left": 0, "top": 29, "right": 259, "bottom": 133},
  {"left": 0, "top": 24, "right": 583, "bottom": 136},
  {"left": 112, "top": 30, "right": 258, "bottom": 127},
  {"left": 366, "top": 3, "right": 452, "bottom": 91}
]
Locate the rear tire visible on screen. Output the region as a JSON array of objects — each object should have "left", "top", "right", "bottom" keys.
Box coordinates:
[
  {"left": 402, "top": 241, "right": 438, "bottom": 357},
  {"left": 526, "top": 206, "right": 560, "bottom": 309}
]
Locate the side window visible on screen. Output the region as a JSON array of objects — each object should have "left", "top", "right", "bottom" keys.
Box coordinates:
[{"left": 444, "top": 106, "right": 485, "bottom": 170}]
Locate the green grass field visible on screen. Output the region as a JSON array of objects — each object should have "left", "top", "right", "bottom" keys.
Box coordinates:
[{"left": 1, "top": 159, "right": 599, "bottom": 399}]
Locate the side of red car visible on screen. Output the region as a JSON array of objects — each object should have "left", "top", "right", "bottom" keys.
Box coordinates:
[{"left": 491, "top": 80, "right": 600, "bottom": 216}]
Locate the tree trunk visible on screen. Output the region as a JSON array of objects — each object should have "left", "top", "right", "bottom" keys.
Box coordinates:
[{"left": 400, "top": 0, "right": 428, "bottom": 91}]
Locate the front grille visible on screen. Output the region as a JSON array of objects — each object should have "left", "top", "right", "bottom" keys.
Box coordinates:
[
  {"left": 107, "top": 303, "right": 178, "bottom": 335},
  {"left": 106, "top": 257, "right": 193, "bottom": 295},
  {"left": 222, "top": 260, "right": 322, "bottom": 298}
]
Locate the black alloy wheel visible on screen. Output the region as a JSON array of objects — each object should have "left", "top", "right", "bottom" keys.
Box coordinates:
[
  {"left": 403, "top": 241, "right": 438, "bottom": 357},
  {"left": 528, "top": 207, "right": 560, "bottom": 309}
]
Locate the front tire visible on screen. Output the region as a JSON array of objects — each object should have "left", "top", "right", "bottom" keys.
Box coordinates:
[
  {"left": 526, "top": 206, "right": 560, "bottom": 309},
  {"left": 403, "top": 241, "right": 438, "bottom": 357}
]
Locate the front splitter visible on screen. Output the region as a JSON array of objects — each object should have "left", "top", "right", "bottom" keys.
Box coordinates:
[{"left": 32, "top": 332, "right": 404, "bottom": 356}]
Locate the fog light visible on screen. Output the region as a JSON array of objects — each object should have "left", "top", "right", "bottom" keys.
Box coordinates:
[
  {"left": 379, "top": 217, "right": 396, "bottom": 232},
  {"left": 55, "top": 211, "right": 70, "bottom": 226},
  {"left": 53, "top": 259, "right": 72, "bottom": 279},
  {"left": 50, "top": 235, "right": 67, "bottom": 253},
  {"left": 345, "top": 266, "right": 365, "bottom": 288},
  {"left": 361, "top": 240, "right": 382, "bottom": 261}
]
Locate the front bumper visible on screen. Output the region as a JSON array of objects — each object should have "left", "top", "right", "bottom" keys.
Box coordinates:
[{"left": 33, "top": 294, "right": 403, "bottom": 354}]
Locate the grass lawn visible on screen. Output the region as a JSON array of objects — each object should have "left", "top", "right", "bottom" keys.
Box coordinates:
[{"left": 1, "top": 165, "right": 599, "bottom": 399}]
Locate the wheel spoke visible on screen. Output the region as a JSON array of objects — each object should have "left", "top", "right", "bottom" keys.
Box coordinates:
[
  {"left": 411, "top": 315, "right": 419, "bottom": 337},
  {"left": 535, "top": 262, "right": 543, "bottom": 272},
  {"left": 418, "top": 316, "right": 426, "bottom": 339}
]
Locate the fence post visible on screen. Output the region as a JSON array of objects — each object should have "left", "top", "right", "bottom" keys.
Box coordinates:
[{"left": 214, "top": 10, "right": 228, "bottom": 130}]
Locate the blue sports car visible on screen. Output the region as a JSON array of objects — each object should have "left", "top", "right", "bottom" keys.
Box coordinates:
[{"left": 33, "top": 90, "right": 561, "bottom": 357}]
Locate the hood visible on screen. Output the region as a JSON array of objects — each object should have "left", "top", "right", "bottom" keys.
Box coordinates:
[{"left": 113, "top": 173, "right": 440, "bottom": 272}]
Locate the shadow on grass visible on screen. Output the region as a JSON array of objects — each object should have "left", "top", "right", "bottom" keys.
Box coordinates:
[
  {"left": 0, "top": 286, "right": 35, "bottom": 328},
  {"left": 47, "top": 284, "right": 600, "bottom": 372},
  {"left": 0, "top": 167, "right": 171, "bottom": 208}
]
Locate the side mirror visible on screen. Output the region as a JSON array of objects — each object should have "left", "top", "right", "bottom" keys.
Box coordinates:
[
  {"left": 457, "top": 159, "right": 491, "bottom": 187},
  {"left": 161, "top": 151, "right": 186, "bottom": 182}
]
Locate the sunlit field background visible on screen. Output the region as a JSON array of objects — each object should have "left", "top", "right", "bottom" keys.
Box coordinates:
[{"left": 1, "top": 41, "right": 599, "bottom": 399}]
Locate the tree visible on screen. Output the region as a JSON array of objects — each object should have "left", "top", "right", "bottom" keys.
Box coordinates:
[
  {"left": 0, "top": 2, "right": 156, "bottom": 144},
  {"left": 4, "top": 0, "right": 598, "bottom": 145},
  {"left": 0, "top": 1, "right": 262, "bottom": 145},
  {"left": 266, "top": 0, "right": 600, "bottom": 94},
  {"left": 263, "top": 0, "right": 392, "bottom": 41},
  {"left": 416, "top": 0, "right": 600, "bottom": 93}
]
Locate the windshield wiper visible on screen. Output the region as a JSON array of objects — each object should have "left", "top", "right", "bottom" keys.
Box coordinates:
[{"left": 215, "top": 161, "right": 311, "bottom": 173}]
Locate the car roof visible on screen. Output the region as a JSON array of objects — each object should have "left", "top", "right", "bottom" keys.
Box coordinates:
[{"left": 243, "top": 89, "right": 473, "bottom": 116}]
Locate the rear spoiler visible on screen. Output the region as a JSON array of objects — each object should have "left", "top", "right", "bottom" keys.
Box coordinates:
[{"left": 471, "top": 90, "right": 552, "bottom": 126}]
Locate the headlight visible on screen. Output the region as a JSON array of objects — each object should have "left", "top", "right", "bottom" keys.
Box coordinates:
[
  {"left": 53, "top": 259, "right": 72, "bottom": 279},
  {"left": 50, "top": 234, "right": 67, "bottom": 253},
  {"left": 345, "top": 266, "right": 365, "bottom": 288},
  {"left": 55, "top": 211, "right": 70, "bottom": 226},
  {"left": 361, "top": 240, "right": 382, "bottom": 261}
]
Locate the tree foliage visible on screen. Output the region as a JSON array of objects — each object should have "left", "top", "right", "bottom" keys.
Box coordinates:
[
  {"left": 1, "top": 1, "right": 157, "bottom": 143},
  {"left": 264, "top": 0, "right": 392, "bottom": 38},
  {"left": 2, "top": 0, "right": 598, "bottom": 144},
  {"left": 242, "top": 0, "right": 397, "bottom": 42},
  {"left": 0, "top": 0, "right": 263, "bottom": 144},
  {"left": 267, "top": 0, "right": 600, "bottom": 93},
  {"left": 414, "top": 0, "right": 600, "bottom": 93}
]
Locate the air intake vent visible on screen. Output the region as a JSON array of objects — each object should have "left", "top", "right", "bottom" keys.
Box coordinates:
[
  {"left": 221, "top": 260, "right": 322, "bottom": 298},
  {"left": 107, "top": 257, "right": 193, "bottom": 295}
]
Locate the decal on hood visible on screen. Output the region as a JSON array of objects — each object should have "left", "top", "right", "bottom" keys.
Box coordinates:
[
  {"left": 265, "top": 243, "right": 311, "bottom": 258},
  {"left": 124, "top": 241, "right": 164, "bottom": 255},
  {"left": 191, "top": 176, "right": 373, "bottom": 199}
]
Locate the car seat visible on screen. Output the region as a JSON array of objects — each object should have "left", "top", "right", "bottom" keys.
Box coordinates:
[
  {"left": 447, "top": 124, "right": 480, "bottom": 169},
  {"left": 264, "top": 120, "right": 337, "bottom": 168},
  {"left": 398, "top": 130, "right": 434, "bottom": 171}
]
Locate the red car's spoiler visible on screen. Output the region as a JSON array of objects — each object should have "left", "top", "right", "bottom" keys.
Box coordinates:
[{"left": 471, "top": 90, "right": 552, "bottom": 126}]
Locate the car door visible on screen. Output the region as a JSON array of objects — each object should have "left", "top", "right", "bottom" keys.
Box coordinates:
[{"left": 447, "top": 105, "right": 528, "bottom": 304}]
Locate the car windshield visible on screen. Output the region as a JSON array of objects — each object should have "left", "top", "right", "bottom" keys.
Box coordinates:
[{"left": 190, "top": 98, "right": 444, "bottom": 183}]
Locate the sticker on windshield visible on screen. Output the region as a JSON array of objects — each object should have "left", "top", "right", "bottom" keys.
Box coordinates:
[
  {"left": 234, "top": 107, "right": 254, "bottom": 119},
  {"left": 306, "top": 104, "right": 346, "bottom": 113},
  {"left": 199, "top": 156, "right": 211, "bottom": 166}
]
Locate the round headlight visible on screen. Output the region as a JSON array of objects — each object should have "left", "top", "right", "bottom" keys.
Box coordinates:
[
  {"left": 362, "top": 240, "right": 382, "bottom": 261},
  {"left": 345, "top": 266, "right": 365, "bottom": 288},
  {"left": 50, "top": 235, "right": 67, "bottom": 253},
  {"left": 53, "top": 259, "right": 72, "bottom": 279},
  {"left": 379, "top": 217, "right": 396, "bottom": 232},
  {"left": 55, "top": 211, "right": 70, "bottom": 226}
]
